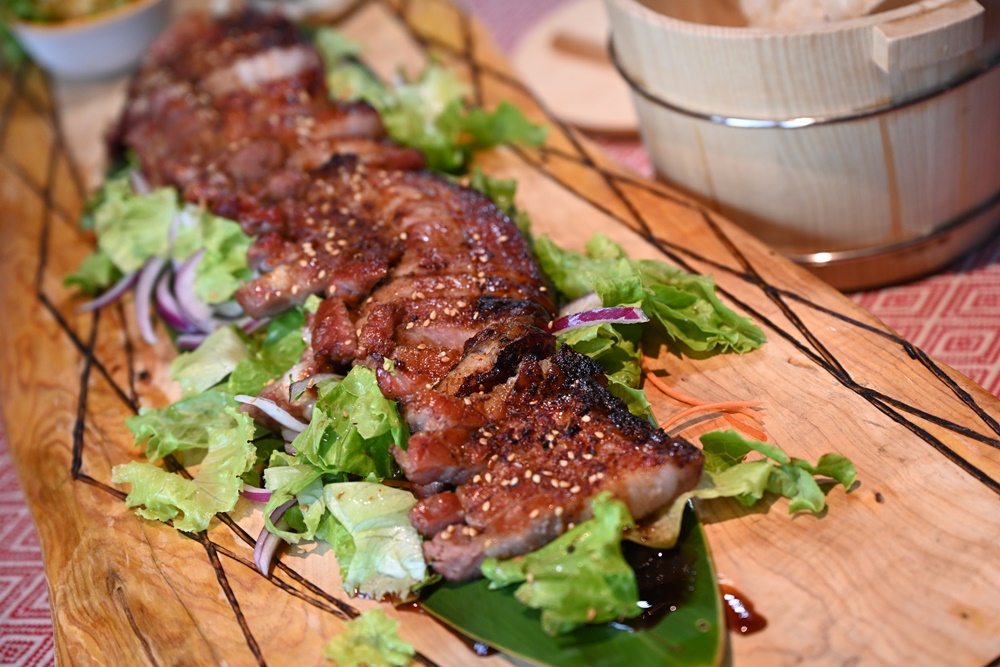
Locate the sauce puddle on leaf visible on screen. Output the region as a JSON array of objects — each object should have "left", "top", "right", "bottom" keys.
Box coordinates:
[{"left": 620, "top": 542, "right": 767, "bottom": 635}]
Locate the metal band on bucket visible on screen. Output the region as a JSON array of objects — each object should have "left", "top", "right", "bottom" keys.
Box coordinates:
[{"left": 609, "top": 38, "right": 1000, "bottom": 129}]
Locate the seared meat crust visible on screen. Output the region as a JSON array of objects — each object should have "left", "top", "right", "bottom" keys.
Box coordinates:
[{"left": 409, "top": 327, "right": 703, "bottom": 580}]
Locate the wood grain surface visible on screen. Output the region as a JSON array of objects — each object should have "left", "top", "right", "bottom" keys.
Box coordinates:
[{"left": 1, "top": 1, "right": 999, "bottom": 666}]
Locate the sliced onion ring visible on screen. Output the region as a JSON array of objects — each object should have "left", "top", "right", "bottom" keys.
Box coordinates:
[
  {"left": 241, "top": 483, "right": 271, "bottom": 503},
  {"left": 548, "top": 306, "right": 649, "bottom": 335},
  {"left": 76, "top": 270, "right": 137, "bottom": 313},
  {"left": 155, "top": 269, "right": 200, "bottom": 333},
  {"left": 234, "top": 394, "right": 309, "bottom": 432},
  {"left": 135, "top": 257, "right": 167, "bottom": 345},
  {"left": 129, "top": 169, "right": 152, "bottom": 195},
  {"left": 175, "top": 333, "right": 207, "bottom": 350},
  {"left": 288, "top": 373, "right": 341, "bottom": 402},
  {"left": 242, "top": 318, "right": 271, "bottom": 334},
  {"left": 254, "top": 498, "right": 295, "bottom": 576},
  {"left": 173, "top": 250, "right": 216, "bottom": 333},
  {"left": 558, "top": 291, "right": 603, "bottom": 317}
]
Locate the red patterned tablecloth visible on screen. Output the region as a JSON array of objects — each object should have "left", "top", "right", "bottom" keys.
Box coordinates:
[{"left": 2, "top": 1, "right": 999, "bottom": 664}]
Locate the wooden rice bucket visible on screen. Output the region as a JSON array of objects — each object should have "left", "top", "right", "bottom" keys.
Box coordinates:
[{"left": 605, "top": 0, "right": 1000, "bottom": 290}]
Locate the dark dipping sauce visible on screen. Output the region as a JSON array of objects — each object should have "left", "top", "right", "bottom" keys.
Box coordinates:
[
  {"left": 619, "top": 541, "right": 695, "bottom": 631},
  {"left": 620, "top": 542, "right": 767, "bottom": 636},
  {"left": 720, "top": 583, "right": 767, "bottom": 635}
]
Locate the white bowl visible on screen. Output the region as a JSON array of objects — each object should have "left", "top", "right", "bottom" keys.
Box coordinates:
[{"left": 10, "top": 0, "right": 173, "bottom": 81}]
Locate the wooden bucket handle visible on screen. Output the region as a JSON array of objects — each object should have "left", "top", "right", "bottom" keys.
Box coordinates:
[{"left": 872, "top": 0, "right": 985, "bottom": 72}]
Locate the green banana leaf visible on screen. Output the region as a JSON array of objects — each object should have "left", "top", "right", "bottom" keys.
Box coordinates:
[{"left": 419, "top": 504, "right": 724, "bottom": 667}]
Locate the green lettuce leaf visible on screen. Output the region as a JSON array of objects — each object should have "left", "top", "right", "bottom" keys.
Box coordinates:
[
  {"left": 261, "top": 452, "right": 327, "bottom": 544},
  {"left": 323, "top": 608, "right": 415, "bottom": 667},
  {"left": 323, "top": 482, "right": 428, "bottom": 599},
  {"left": 606, "top": 377, "right": 654, "bottom": 421},
  {"left": 170, "top": 326, "right": 249, "bottom": 399},
  {"left": 534, "top": 234, "right": 766, "bottom": 354},
  {"left": 633, "top": 431, "right": 858, "bottom": 548},
  {"left": 126, "top": 390, "right": 238, "bottom": 461},
  {"left": 313, "top": 26, "right": 363, "bottom": 68},
  {"left": 326, "top": 61, "right": 394, "bottom": 110},
  {"left": 69, "top": 176, "right": 253, "bottom": 303},
  {"left": 93, "top": 175, "right": 178, "bottom": 273},
  {"left": 111, "top": 407, "right": 257, "bottom": 532},
  {"left": 62, "top": 248, "right": 120, "bottom": 296},
  {"left": 290, "top": 366, "right": 408, "bottom": 480},
  {"left": 322, "top": 49, "right": 547, "bottom": 174},
  {"left": 556, "top": 322, "right": 642, "bottom": 388},
  {"left": 192, "top": 211, "right": 253, "bottom": 304},
  {"left": 227, "top": 310, "right": 307, "bottom": 397},
  {"left": 481, "top": 492, "right": 640, "bottom": 636}
]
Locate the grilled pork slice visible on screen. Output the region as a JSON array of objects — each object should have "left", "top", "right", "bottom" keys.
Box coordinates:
[
  {"left": 403, "top": 325, "right": 704, "bottom": 580},
  {"left": 236, "top": 161, "right": 552, "bottom": 368},
  {"left": 118, "top": 11, "right": 424, "bottom": 217}
]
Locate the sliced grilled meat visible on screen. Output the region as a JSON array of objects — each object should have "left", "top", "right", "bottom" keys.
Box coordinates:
[
  {"left": 405, "top": 325, "right": 704, "bottom": 580},
  {"left": 119, "top": 11, "right": 706, "bottom": 586}
]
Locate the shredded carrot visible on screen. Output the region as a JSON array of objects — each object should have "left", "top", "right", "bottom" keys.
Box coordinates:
[
  {"left": 657, "top": 401, "right": 762, "bottom": 432},
  {"left": 724, "top": 413, "right": 769, "bottom": 441},
  {"left": 643, "top": 365, "right": 759, "bottom": 418},
  {"left": 643, "top": 361, "right": 768, "bottom": 436},
  {"left": 642, "top": 367, "right": 703, "bottom": 406}
]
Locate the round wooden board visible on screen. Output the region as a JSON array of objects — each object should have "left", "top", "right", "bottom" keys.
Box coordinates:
[{"left": 1, "top": 1, "right": 999, "bottom": 666}]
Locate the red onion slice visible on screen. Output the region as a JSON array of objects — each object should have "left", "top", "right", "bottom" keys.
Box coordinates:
[
  {"left": 288, "top": 373, "right": 341, "bottom": 402},
  {"left": 154, "top": 269, "right": 201, "bottom": 334},
  {"left": 173, "top": 250, "right": 216, "bottom": 333},
  {"left": 129, "top": 169, "right": 152, "bottom": 195},
  {"left": 242, "top": 318, "right": 271, "bottom": 334},
  {"left": 242, "top": 483, "right": 272, "bottom": 503},
  {"left": 254, "top": 498, "right": 295, "bottom": 576},
  {"left": 548, "top": 306, "right": 649, "bottom": 335},
  {"left": 234, "top": 395, "right": 309, "bottom": 432},
  {"left": 558, "top": 291, "right": 603, "bottom": 317},
  {"left": 135, "top": 257, "right": 167, "bottom": 345},
  {"left": 175, "top": 333, "right": 207, "bottom": 350},
  {"left": 76, "top": 270, "right": 137, "bottom": 313}
]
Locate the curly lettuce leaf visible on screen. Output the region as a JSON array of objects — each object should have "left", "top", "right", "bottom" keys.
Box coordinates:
[
  {"left": 261, "top": 452, "right": 328, "bottom": 544},
  {"left": 322, "top": 482, "right": 428, "bottom": 600},
  {"left": 62, "top": 248, "right": 121, "bottom": 296},
  {"left": 326, "top": 61, "right": 394, "bottom": 110},
  {"left": 634, "top": 431, "right": 858, "bottom": 548},
  {"left": 323, "top": 608, "right": 415, "bottom": 667},
  {"left": 111, "top": 407, "right": 257, "bottom": 532},
  {"left": 170, "top": 326, "right": 249, "bottom": 399},
  {"left": 314, "top": 26, "right": 363, "bottom": 67},
  {"left": 535, "top": 234, "right": 765, "bottom": 354},
  {"left": 557, "top": 322, "right": 642, "bottom": 388},
  {"left": 192, "top": 211, "right": 253, "bottom": 304},
  {"left": 290, "top": 366, "right": 408, "bottom": 480},
  {"left": 92, "top": 174, "right": 178, "bottom": 273},
  {"left": 481, "top": 492, "right": 640, "bottom": 636},
  {"left": 606, "top": 377, "right": 654, "bottom": 421},
  {"left": 226, "top": 310, "right": 307, "bottom": 397},
  {"left": 126, "top": 390, "right": 238, "bottom": 461},
  {"left": 321, "top": 40, "right": 547, "bottom": 174},
  {"left": 69, "top": 175, "right": 253, "bottom": 303}
]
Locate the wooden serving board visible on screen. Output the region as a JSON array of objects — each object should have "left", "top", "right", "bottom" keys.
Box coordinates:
[{"left": 1, "top": 1, "right": 999, "bottom": 665}]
